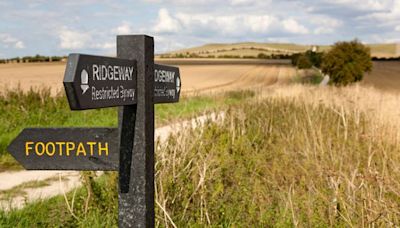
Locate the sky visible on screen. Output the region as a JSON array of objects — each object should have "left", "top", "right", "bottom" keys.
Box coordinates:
[{"left": 0, "top": 0, "right": 399, "bottom": 58}]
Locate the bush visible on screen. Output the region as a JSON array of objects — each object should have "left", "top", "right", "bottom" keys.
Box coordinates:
[
  {"left": 321, "top": 40, "right": 372, "bottom": 86},
  {"left": 291, "top": 53, "right": 300, "bottom": 66},
  {"left": 292, "top": 51, "right": 323, "bottom": 68},
  {"left": 257, "top": 53, "right": 268, "bottom": 59},
  {"left": 297, "top": 55, "right": 312, "bottom": 69},
  {"left": 305, "top": 50, "right": 323, "bottom": 68}
]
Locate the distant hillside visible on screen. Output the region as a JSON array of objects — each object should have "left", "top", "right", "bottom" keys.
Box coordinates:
[{"left": 160, "top": 42, "right": 399, "bottom": 59}]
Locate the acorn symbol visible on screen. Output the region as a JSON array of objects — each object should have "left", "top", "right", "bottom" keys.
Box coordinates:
[{"left": 80, "top": 69, "right": 89, "bottom": 94}]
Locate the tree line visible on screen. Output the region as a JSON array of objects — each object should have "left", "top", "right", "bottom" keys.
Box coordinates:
[{"left": 0, "top": 55, "right": 67, "bottom": 64}]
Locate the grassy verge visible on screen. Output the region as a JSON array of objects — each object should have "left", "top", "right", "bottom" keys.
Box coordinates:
[
  {"left": 1, "top": 96, "right": 399, "bottom": 226},
  {"left": 0, "top": 88, "right": 254, "bottom": 170},
  {"left": 0, "top": 172, "right": 118, "bottom": 227}
]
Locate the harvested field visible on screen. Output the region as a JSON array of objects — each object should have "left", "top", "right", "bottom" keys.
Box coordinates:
[
  {"left": 0, "top": 59, "right": 296, "bottom": 95},
  {"left": 0, "top": 59, "right": 398, "bottom": 97},
  {"left": 180, "top": 64, "right": 295, "bottom": 94},
  {"left": 363, "top": 61, "right": 400, "bottom": 93},
  {"left": 0, "top": 62, "right": 66, "bottom": 94}
]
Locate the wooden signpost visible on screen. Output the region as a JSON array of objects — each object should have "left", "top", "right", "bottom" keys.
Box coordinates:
[{"left": 7, "top": 35, "right": 181, "bottom": 227}]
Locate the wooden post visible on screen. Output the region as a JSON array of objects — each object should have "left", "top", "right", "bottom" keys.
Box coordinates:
[{"left": 117, "top": 35, "right": 155, "bottom": 227}]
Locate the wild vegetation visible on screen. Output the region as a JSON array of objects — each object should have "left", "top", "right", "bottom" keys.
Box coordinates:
[
  {"left": 0, "top": 87, "right": 254, "bottom": 170},
  {"left": 1, "top": 85, "right": 400, "bottom": 226}
]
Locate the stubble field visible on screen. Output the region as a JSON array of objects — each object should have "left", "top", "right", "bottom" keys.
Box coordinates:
[
  {"left": 0, "top": 59, "right": 295, "bottom": 95},
  {"left": 0, "top": 60, "right": 397, "bottom": 95},
  {"left": 363, "top": 61, "right": 400, "bottom": 93}
]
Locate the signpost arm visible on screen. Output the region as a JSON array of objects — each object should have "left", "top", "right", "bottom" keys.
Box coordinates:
[{"left": 117, "top": 35, "right": 155, "bottom": 227}]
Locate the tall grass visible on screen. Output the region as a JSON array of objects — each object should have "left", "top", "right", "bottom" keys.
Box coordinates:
[
  {"left": 155, "top": 98, "right": 400, "bottom": 226},
  {"left": 1, "top": 92, "right": 399, "bottom": 226}
]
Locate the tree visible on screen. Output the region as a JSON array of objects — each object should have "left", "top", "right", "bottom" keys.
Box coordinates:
[
  {"left": 305, "top": 50, "right": 323, "bottom": 68},
  {"left": 321, "top": 40, "right": 372, "bottom": 86},
  {"left": 296, "top": 54, "right": 312, "bottom": 69}
]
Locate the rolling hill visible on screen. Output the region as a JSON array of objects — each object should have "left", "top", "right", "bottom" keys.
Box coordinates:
[{"left": 160, "top": 42, "right": 399, "bottom": 58}]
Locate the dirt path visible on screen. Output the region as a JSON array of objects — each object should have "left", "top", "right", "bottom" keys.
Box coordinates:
[{"left": 0, "top": 113, "right": 224, "bottom": 211}]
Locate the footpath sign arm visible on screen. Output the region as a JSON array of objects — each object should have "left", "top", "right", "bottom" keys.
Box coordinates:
[
  {"left": 7, "top": 128, "right": 119, "bottom": 170},
  {"left": 117, "top": 35, "right": 155, "bottom": 228}
]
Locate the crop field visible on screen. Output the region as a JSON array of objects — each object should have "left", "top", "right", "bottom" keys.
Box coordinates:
[
  {"left": 363, "top": 61, "right": 400, "bottom": 93},
  {"left": 0, "top": 62, "right": 66, "bottom": 94},
  {"left": 0, "top": 60, "right": 295, "bottom": 95}
]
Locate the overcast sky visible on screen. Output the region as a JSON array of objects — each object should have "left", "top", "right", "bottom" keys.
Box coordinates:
[{"left": 0, "top": 0, "right": 399, "bottom": 58}]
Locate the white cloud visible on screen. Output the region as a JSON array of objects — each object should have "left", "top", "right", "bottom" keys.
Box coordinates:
[
  {"left": 0, "top": 33, "right": 25, "bottom": 49},
  {"left": 214, "top": 16, "right": 242, "bottom": 34},
  {"left": 154, "top": 35, "right": 186, "bottom": 53},
  {"left": 58, "top": 27, "right": 117, "bottom": 50},
  {"left": 15, "top": 41, "right": 25, "bottom": 49},
  {"left": 312, "top": 16, "right": 342, "bottom": 34},
  {"left": 322, "top": 0, "right": 391, "bottom": 11},
  {"left": 230, "top": 0, "right": 269, "bottom": 6},
  {"left": 154, "top": 8, "right": 181, "bottom": 33},
  {"left": 361, "top": 0, "right": 400, "bottom": 21},
  {"left": 282, "top": 19, "right": 309, "bottom": 34},
  {"left": 101, "top": 42, "right": 115, "bottom": 49},
  {"left": 144, "top": 0, "right": 219, "bottom": 5},
  {"left": 114, "top": 21, "right": 134, "bottom": 34},
  {"left": 153, "top": 10, "right": 313, "bottom": 38},
  {"left": 58, "top": 27, "right": 91, "bottom": 49},
  {"left": 314, "top": 27, "right": 334, "bottom": 34},
  {"left": 92, "top": 41, "right": 115, "bottom": 50},
  {"left": 244, "top": 15, "right": 276, "bottom": 33}
]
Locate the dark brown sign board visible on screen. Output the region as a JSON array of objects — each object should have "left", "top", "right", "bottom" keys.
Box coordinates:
[
  {"left": 8, "top": 35, "right": 175, "bottom": 227},
  {"left": 64, "top": 54, "right": 137, "bottom": 110},
  {"left": 154, "top": 63, "right": 181, "bottom": 103},
  {"left": 7, "top": 128, "right": 119, "bottom": 170},
  {"left": 64, "top": 54, "right": 181, "bottom": 110}
]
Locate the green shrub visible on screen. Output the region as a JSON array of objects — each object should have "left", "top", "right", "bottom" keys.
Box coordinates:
[
  {"left": 305, "top": 50, "right": 323, "bottom": 68},
  {"left": 297, "top": 55, "right": 312, "bottom": 69},
  {"left": 321, "top": 39, "right": 372, "bottom": 86}
]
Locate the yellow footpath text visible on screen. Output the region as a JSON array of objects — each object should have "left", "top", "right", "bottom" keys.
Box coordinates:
[{"left": 25, "top": 141, "right": 109, "bottom": 157}]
